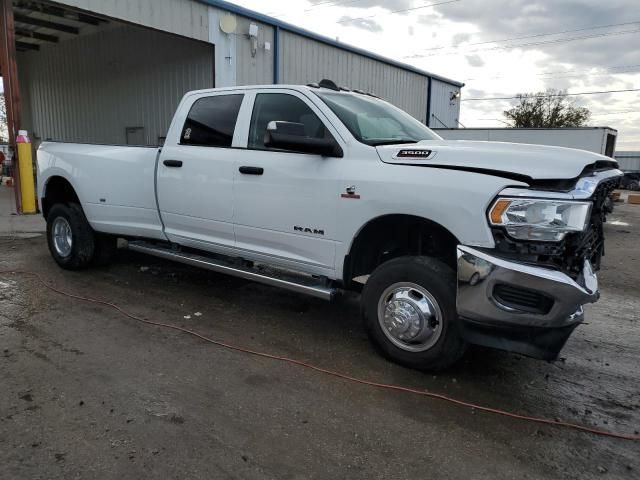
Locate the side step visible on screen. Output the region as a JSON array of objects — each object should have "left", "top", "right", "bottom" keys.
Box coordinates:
[{"left": 127, "top": 241, "right": 338, "bottom": 301}]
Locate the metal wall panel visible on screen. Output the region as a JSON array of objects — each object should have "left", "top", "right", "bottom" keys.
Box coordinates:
[
  {"left": 615, "top": 152, "right": 640, "bottom": 171},
  {"left": 234, "top": 16, "right": 274, "bottom": 86},
  {"left": 432, "top": 129, "right": 489, "bottom": 141},
  {"left": 434, "top": 128, "right": 613, "bottom": 155},
  {"left": 429, "top": 79, "right": 461, "bottom": 128},
  {"left": 208, "top": 8, "right": 274, "bottom": 87},
  {"left": 53, "top": 0, "right": 210, "bottom": 42},
  {"left": 18, "top": 24, "right": 214, "bottom": 145},
  {"left": 278, "top": 31, "right": 429, "bottom": 121}
]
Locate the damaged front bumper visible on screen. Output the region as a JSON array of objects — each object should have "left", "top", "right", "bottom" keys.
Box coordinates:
[{"left": 456, "top": 245, "right": 599, "bottom": 360}]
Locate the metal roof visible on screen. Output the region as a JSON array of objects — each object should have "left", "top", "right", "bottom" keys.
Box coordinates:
[{"left": 197, "top": 0, "right": 464, "bottom": 88}]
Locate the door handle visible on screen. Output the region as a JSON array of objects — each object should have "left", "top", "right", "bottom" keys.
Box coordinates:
[
  {"left": 163, "top": 160, "right": 183, "bottom": 167},
  {"left": 239, "top": 166, "right": 264, "bottom": 175}
]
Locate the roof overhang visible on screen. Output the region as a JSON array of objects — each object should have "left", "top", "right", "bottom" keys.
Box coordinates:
[{"left": 11, "top": 0, "right": 109, "bottom": 53}]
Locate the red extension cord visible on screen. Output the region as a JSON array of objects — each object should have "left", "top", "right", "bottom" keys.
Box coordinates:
[{"left": 1, "top": 269, "right": 638, "bottom": 442}]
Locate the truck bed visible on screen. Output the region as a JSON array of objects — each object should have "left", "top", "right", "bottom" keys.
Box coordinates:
[{"left": 37, "top": 142, "right": 166, "bottom": 240}]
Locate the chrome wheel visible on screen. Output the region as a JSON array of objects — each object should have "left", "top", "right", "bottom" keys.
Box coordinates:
[
  {"left": 52, "top": 217, "right": 73, "bottom": 258},
  {"left": 377, "top": 282, "right": 443, "bottom": 352}
]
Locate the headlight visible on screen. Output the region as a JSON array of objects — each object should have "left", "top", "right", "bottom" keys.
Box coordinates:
[{"left": 489, "top": 198, "right": 592, "bottom": 241}]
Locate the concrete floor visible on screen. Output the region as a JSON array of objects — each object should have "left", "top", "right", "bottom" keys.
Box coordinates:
[
  {"left": 0, "top": 185, "right": 45, "bottom": 236},
  {"left": 0, "top": 194, "right": 638, "bottom": 479}
]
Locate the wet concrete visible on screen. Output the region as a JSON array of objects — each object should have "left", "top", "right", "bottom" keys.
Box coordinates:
[
  {"left": 0, "top": 202, "right": 638, "bottom": 479},
  {"left": 0, "top": 186, "right": 45, "bottom": 237}
]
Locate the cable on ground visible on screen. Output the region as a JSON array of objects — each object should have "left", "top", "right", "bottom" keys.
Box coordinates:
[{"left": 1, "top": 269, "right": 638, "bottom": 442}]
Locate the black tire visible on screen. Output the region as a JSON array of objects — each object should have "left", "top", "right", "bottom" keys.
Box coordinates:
[
  {"left": 92, "top": 233, "right": 117, "bottom": 266},
  {"left": 46, "top": 203, "right": 95, "bottom": 270},
  {"left": 362, "top": 256, "right": 466, "bottom": 371}
]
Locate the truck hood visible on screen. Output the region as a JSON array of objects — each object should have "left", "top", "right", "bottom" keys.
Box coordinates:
[{"left": 375, "top": 140, "right": 618, "bottom": 181}]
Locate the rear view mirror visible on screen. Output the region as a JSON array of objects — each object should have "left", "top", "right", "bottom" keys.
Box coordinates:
[{"left": 264, "top": 121, "right": 343, "bottom": 157}]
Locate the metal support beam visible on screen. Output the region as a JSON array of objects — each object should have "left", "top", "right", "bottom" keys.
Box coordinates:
[
  {"left": 14, "top": 13, "right": 79, "bottom": 34},
  {"left": 0, "top": 0, "right": 23, "bottom": 212},
  {"left": 273, "top": 26, "right": 280, "bottom": 84},
  {"left": 15, "top": 2, "right": 107, "bottom": 26},
  {"left": 426, "top": 77, "right": 432, "bottom": 126},
  {"left": 16, "top": 28, "right": 58, "bottom": 43},
  {"left": 16, "top": 40, "right": 39, "bottom": 51}
]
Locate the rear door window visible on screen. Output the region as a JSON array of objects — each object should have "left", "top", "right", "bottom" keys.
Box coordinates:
[{"left": 181, "top": 94, "right": 244, "bottom": 147}]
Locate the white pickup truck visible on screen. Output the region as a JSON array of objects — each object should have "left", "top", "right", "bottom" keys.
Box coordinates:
[{"left": 37, "top": 80, "right": 622, "bottom": 370}]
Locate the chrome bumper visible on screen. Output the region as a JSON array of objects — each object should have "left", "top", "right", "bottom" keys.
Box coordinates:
[{"left": 457, "top": 245, "right": 599, "bottom": 329}]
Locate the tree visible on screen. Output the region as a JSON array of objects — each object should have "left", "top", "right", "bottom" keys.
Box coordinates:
[
  {"left": 0, "top": 93, "right": 7, "bottom": 142},
  {"left": 503, "top": 89, "right": 590, "bottom": 128}
]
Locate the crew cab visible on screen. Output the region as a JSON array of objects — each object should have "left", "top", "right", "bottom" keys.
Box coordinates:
[{"left": 37, "top": 80, "right": 622, "bottom": 370}]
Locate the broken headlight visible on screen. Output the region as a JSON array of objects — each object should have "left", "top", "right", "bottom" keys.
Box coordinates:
[{"left": 489, "top": 198, "right": 592, "bottom": 241}]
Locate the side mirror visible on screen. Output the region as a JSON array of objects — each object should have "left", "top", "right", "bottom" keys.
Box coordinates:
[{"left": 264, "top": 121, "right": 343, "bottom": 157}]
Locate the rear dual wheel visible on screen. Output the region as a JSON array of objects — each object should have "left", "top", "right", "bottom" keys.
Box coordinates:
[
  {"left": 361, "top": 256, "right": 466, "bottom": 371},
  {"left": 46, "top": 203, "right": 116, "bottom": 270}
]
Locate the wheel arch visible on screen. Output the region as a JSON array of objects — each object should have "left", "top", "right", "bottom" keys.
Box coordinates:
[
  {"left": 342, "top": 214, "right": 460, "bottom": 288},
  {"left": 41, "top": 175, "right": 81, "bottom": 220}
]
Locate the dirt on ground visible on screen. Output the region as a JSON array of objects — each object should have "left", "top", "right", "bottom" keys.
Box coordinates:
[{"left": 0, "top": 201, "right": 638, "bottom": 480}]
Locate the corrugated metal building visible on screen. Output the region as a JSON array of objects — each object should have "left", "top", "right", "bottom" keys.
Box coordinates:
[
  {"left": 2, "top": 0, "right": 463, "bottom": 149},
  {"left": 615, "top": 151, "right": 640, "bottom": 172}
]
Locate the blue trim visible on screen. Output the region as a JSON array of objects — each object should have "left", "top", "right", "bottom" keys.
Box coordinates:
[
  {"left": 273, "top": 26, "right": 280, "bottom": 84},
  {"left": 198, "top": 0, "right": 464, "bottom": 88}
]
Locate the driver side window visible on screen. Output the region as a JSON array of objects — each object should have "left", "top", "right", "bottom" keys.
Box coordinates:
[{"left": 248, "top": 93, "right": 330, "bottom": 151}]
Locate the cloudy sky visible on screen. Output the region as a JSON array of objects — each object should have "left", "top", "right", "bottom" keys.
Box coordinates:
[{"left": 232, "top": 0, "right": 640, "bottom": 150}]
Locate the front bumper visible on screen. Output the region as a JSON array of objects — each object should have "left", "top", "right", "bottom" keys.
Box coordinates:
[{"left": 456, "top": 245, "right": 599, "bottom": 359}]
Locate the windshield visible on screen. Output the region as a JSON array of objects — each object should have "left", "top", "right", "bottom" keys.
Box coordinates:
[{"left": 314, "top": 91, "right": 441, "bottom": 146}]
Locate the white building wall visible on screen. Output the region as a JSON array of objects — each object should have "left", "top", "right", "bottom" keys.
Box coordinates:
[
  {"left": 208, "top": 8, "right": 236, "bottom": 88},
  {"left": 234, "top": 16, "right": 274, "bottom": 86},
  {"left": 53, "top": 0, "right": 210, "bottom": 42},
  {"left": 18, "top": 24, "right": 214, "bottom": 146},
  {"left": 278, "top": 31, "right": 429, "bottom": 122},
  {"left": 208, "top": 8, "right": 274, "bottom": 87},
  {"left": 429, "top": 79, "right": 461, "bottom": 128}
]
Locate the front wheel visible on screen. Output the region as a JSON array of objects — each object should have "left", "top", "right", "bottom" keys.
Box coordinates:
[{"left": 361, "top": 256, "right": 466, "bottom": 371}]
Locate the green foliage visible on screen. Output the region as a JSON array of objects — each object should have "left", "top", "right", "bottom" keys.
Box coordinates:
[{"left": 503, "top": 89, "right": 591, "bottom": 128}]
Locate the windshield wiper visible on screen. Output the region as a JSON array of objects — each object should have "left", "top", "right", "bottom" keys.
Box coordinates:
[{"left": 368, "top": 139, "right": 418, "bottom": 146}]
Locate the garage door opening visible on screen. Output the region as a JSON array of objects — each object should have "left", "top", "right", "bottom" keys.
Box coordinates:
[{"left": 12, "top": 0, "right": 215, "bottom": 148}]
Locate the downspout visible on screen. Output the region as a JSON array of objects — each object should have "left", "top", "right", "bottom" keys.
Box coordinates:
[
  {"left": 273, "top": 26, "right": 280, "bottom": 84},
  {"left": 425, "top": 76, "right": 432, "bottom": 127}
]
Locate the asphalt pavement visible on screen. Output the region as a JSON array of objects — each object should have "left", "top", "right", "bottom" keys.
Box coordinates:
[{"left": 0, "top": 187, "right": 638, "bottom": 479}]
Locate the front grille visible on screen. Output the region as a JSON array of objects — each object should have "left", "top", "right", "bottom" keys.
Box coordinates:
[
  {"left": 493, "top": 284, "right": 554, "bottom": 314},
  {"left": 492, "top": 174, "right": 620, "bottom": 277}
]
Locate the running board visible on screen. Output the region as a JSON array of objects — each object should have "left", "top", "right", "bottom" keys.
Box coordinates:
[{"left": 127, "top": 241, "right": 338, "bottom": 301}]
